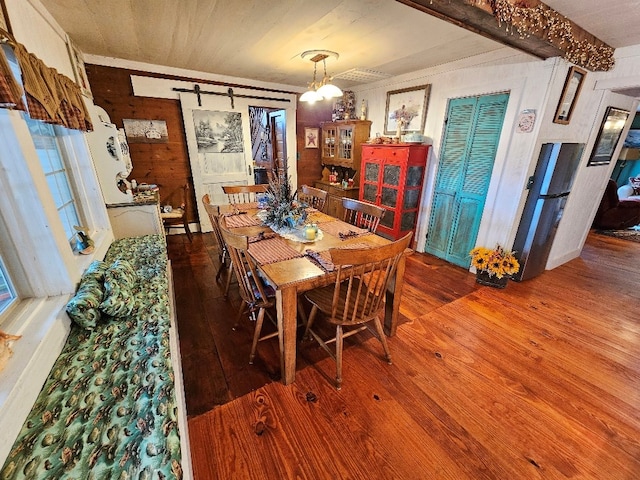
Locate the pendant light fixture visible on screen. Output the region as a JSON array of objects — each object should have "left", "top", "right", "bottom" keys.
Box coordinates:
[
  {"left": 300, "top": 50, "right": 343, "bottom": 103},
  {"left": 299, "top": 59, "right": 323, "bottom": 103}
]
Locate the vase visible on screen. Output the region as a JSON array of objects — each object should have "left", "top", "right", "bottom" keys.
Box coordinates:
[{"left": 475, "top": 270, "right": 508, "bottom": 289}]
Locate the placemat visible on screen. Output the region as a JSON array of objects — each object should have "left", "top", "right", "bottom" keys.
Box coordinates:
[
  {"left": 304, "top": 242, "right": 372, "bottom": 272},
  {"left": 249, "top": 237, "right": 304, "bottom": 265},
  {"left": 319, "top": 220, "right": 372, "bottom": 239},
  {"left": 223, "top": 213, "right": 262, "bottom": 228}
]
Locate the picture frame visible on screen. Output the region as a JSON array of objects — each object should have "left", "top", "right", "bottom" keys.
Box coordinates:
[
  {"left": 0, "top": 0, "right": 12, "bottom": 34},
  {"left": 123, "top": 119, "right": 169, "bottom": 144},
  {"left": 553, "top": 66, "right": 586, "bottom": 125},
  {"left": 587, "top": 107, "right": 630, "bottom": 166},
  {"left": 66, "top": 36, "right": 92, "bottom": 98},
  {"left": 384, "top": 84, "right": 431, "bottom": 135},
  {"left": 304, "top": 127, "right": 319, "bottom": 149}
]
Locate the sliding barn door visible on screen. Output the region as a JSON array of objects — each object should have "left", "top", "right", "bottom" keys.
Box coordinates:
[
  {"left": 425, "top": 93, "right": 509, "bottom": 267},
  {"left": 180, "top": 93, "right": 254, "bottom": 232}
]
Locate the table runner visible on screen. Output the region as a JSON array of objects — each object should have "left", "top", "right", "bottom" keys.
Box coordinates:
[
  {"left": 249, "top": 237, "right": 304, "bottom": 265},
  {"left": 224, "top": 213, "right": 262, "bottom": 228},
  {"left": 231, "top": 202, "right": 259, "bottom": 210},
  {"left": 318, "top": 220, "right": 371, "bottom": 239}
]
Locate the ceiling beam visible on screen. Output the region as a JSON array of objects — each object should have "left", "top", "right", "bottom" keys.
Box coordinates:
[{"left": 396, "top": 0, "right": 615, "bottom": 71}]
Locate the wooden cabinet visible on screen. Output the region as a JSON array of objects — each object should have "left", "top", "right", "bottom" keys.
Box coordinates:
[
  {"left": 314, "top": 180, "right": 359, "bottom": 219},
  {"left": 321, "top": 120, "right": 371, "bottom": 182},
  {"left": 360, "top": 144, "right": 429, "bottom": 240}
]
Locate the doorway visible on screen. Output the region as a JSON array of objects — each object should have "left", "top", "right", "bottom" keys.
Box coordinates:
[
  {"left": 425, "top": 92, "right": 509, "bottom": 267},
  {"left": 249, "top": 107, "right": 287, "bottom": 183}
]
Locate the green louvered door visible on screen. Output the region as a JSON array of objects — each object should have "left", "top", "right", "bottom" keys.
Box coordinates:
[{"left": 425, "top": 93, "right": 509, "bottom": 267}]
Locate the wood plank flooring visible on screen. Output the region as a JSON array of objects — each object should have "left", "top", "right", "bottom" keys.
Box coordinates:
[{"left": 167, "top": 231, "right": 640, "bottom": 479}]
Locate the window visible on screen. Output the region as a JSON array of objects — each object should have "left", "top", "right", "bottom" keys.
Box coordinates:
[
  {"left": 0, "top": 254, "right": 16, "bottom": 315},
  {"left": 25, "top": 117, "right": 82, "bottom": 245}
]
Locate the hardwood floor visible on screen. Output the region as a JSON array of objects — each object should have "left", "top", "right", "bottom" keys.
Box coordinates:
[{"left": 167, "top": 232, "right": 640, "bottom": 479}]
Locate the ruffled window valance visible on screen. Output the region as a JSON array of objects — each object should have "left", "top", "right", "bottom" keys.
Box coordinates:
[{"left": 0, "top": 37, "right": 92, "bottom": 132}]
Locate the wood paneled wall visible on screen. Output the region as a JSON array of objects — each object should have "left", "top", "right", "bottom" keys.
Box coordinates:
[
  {"left": 296, "top": 101, "right": 333, "bottom": 188},
  {"left": 85, "top": 64, "right": 194, "bottom": 218},
  {"left": 86, "top": 64, "right": 333, "bottom": 227}
]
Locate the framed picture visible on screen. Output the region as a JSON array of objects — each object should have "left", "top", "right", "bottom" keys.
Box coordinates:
[
  {"left": 0, "top": 0, "right": 12, "bottom": 34},
  {"left": 587, "top": 107, "right": 630, "bottom": 166},
  {"left": 553, "top": 66, "right": 586, "bottom": 125},
  {"left": 123, "top": 119, "right": 169, "bottom": 144},
  {"left": 384, "top": 85, "right": 431, "bottom": 135},
  {"left": 66, "top": 36, "right": 92, "bottom": 98},
  {"left": 304, "top": 127, "right": 319, "bottom": 149}
]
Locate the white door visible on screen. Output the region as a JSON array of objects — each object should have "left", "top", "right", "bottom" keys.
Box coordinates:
[{"left": 181, "top": 93, "right": 252, "bottom": 232}]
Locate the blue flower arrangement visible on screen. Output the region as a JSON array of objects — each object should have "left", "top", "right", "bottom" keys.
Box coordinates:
[{"left": 262, "top": 174, "right": 308, "bottom": 230}]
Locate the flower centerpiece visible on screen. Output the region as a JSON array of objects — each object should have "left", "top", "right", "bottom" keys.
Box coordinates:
[
  {"left": 261, "top": 174, "right": 308, "bottom": 231},
  {"left": 469, "top": 245, "right": 520, "bottom": 288}
]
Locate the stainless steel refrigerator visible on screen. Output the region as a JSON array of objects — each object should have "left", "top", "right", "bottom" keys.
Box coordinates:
[{"left": 512, "top": 142, "right": 584, "bottom": 281}]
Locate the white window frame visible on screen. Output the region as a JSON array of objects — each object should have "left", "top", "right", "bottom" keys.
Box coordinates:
[
  {"left": 25, "top": 116, "right": 84, "bottom": 247},
  {"left": 0, "top": 107, "right": 114, "bottom": 462}
]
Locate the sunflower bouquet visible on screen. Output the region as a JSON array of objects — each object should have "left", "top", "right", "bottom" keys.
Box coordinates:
[{"left": 469, "top": 245, "right": 520, "bottom": 279}]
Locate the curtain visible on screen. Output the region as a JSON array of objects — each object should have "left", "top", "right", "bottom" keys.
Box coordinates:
[{"left": 3, "top": 41, "right": 92, "bottom": 131}]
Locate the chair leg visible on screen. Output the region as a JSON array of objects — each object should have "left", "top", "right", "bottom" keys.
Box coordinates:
[
  {"left": 216, "top": 249, "right": 228, "bottom": 281},
  {"left": 297, "top": 297, "right": 309, "bottom": 326},
  {"left": 224, "top": 262, "right": 234, "bottom": 298},
  {"left": 372, "top": 317, "right": 392, "bottom": 364},
  {"left": 183, "top": 218, "right": 193, "bottom": 242},
  {"left": 233, "top": 303, "right": 247, "bottom": 331},
  {"left": 249, "top": 307, "right": 266, "bottom": 364},
  {"left": 335, "top": 325, "right": 343, "bottom": 390},
  {"left": 303, "top": 305, "right": 318, "bottom": 340}
]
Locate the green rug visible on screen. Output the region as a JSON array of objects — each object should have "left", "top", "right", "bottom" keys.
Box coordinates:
[{"left": 595, "top": 228, "right": 640, "bottom": 243}]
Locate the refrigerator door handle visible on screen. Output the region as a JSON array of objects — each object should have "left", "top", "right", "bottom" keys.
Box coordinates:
[{"left": 540, "top": 192, "right": 570, "bottom": 199}]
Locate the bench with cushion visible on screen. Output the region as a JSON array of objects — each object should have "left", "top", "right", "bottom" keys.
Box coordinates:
[{"left": 0, "top": 234, "right": 190, "bottom": 480}]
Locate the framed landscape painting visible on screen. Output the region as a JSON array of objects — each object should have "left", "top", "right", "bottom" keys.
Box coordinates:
[{"left": 587, "top": 107, "right": 630, "bottom": 166}]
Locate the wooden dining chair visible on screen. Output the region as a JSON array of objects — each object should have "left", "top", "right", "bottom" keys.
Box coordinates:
[
  {"left": 222, "top": 184, "right": 269, "bottom": 205},
  {"left": 299, "top": 184, "right": 328, "bottom": 212},
  {"left": 342, "top": 197, "right": 385, "bottom": 233},
  {"left": 302, "top": 232, "right": 412, "bottom": 389},
  {"left": 219, "top": 227, "right": 282, "bottom": 367},
  {"left": 202, "top": 194, "right": 234, "bottom": 298},
  {"left": 161, "top": 183, "right": 193, "bottom": 242}
]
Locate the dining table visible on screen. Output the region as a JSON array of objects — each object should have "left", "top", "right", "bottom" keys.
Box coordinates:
[{"left": 220, "top": 203, "right": 411, "bottom": 385}]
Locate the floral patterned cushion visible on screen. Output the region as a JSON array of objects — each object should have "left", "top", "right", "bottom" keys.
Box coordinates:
[
  {"left": 1, "top": 235, "right": 183, "bottom": 480},
  {"left": 100, "top": 260, "right": 139, "bottom": 317},
  {"left": 83, "top": 259, "right": 108, "bottom": 282},
  {"left": 65, "top": 277, "right": 105, "bottom": 330}
]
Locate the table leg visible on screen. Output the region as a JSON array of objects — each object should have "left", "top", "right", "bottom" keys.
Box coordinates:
[
  {"left": 276, "top": 286, "right": 298, "bottom": 385},
  {"left": 384, "top": 252, "right": 407, "bottom": 336}
]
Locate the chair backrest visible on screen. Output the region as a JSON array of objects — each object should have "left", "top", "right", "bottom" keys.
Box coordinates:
[
  {"left": 342, "top": 198, "right": 385, "bottom": 233},
  {"left": 327, "top": 232, "right": 412, "bottom": 324},
  {"left": 219, "top": 225, "right": 272, "bottom": 308},
  {"left": 299, "top": 185, "right": 328, "bottom": 212},
  {"left": 222, "top": 184, "right": 269, "bottom": 205},
  {"left": 161, "top": 183, "right": 189, "bottom": 224},
  {"left": 202, "top": 194, "right": 225, "bottom": 254}
]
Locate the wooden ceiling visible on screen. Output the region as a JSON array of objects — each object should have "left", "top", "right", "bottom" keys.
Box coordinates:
[{"left": 37, "top": 0, "right": 640, "bottom": 89}]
